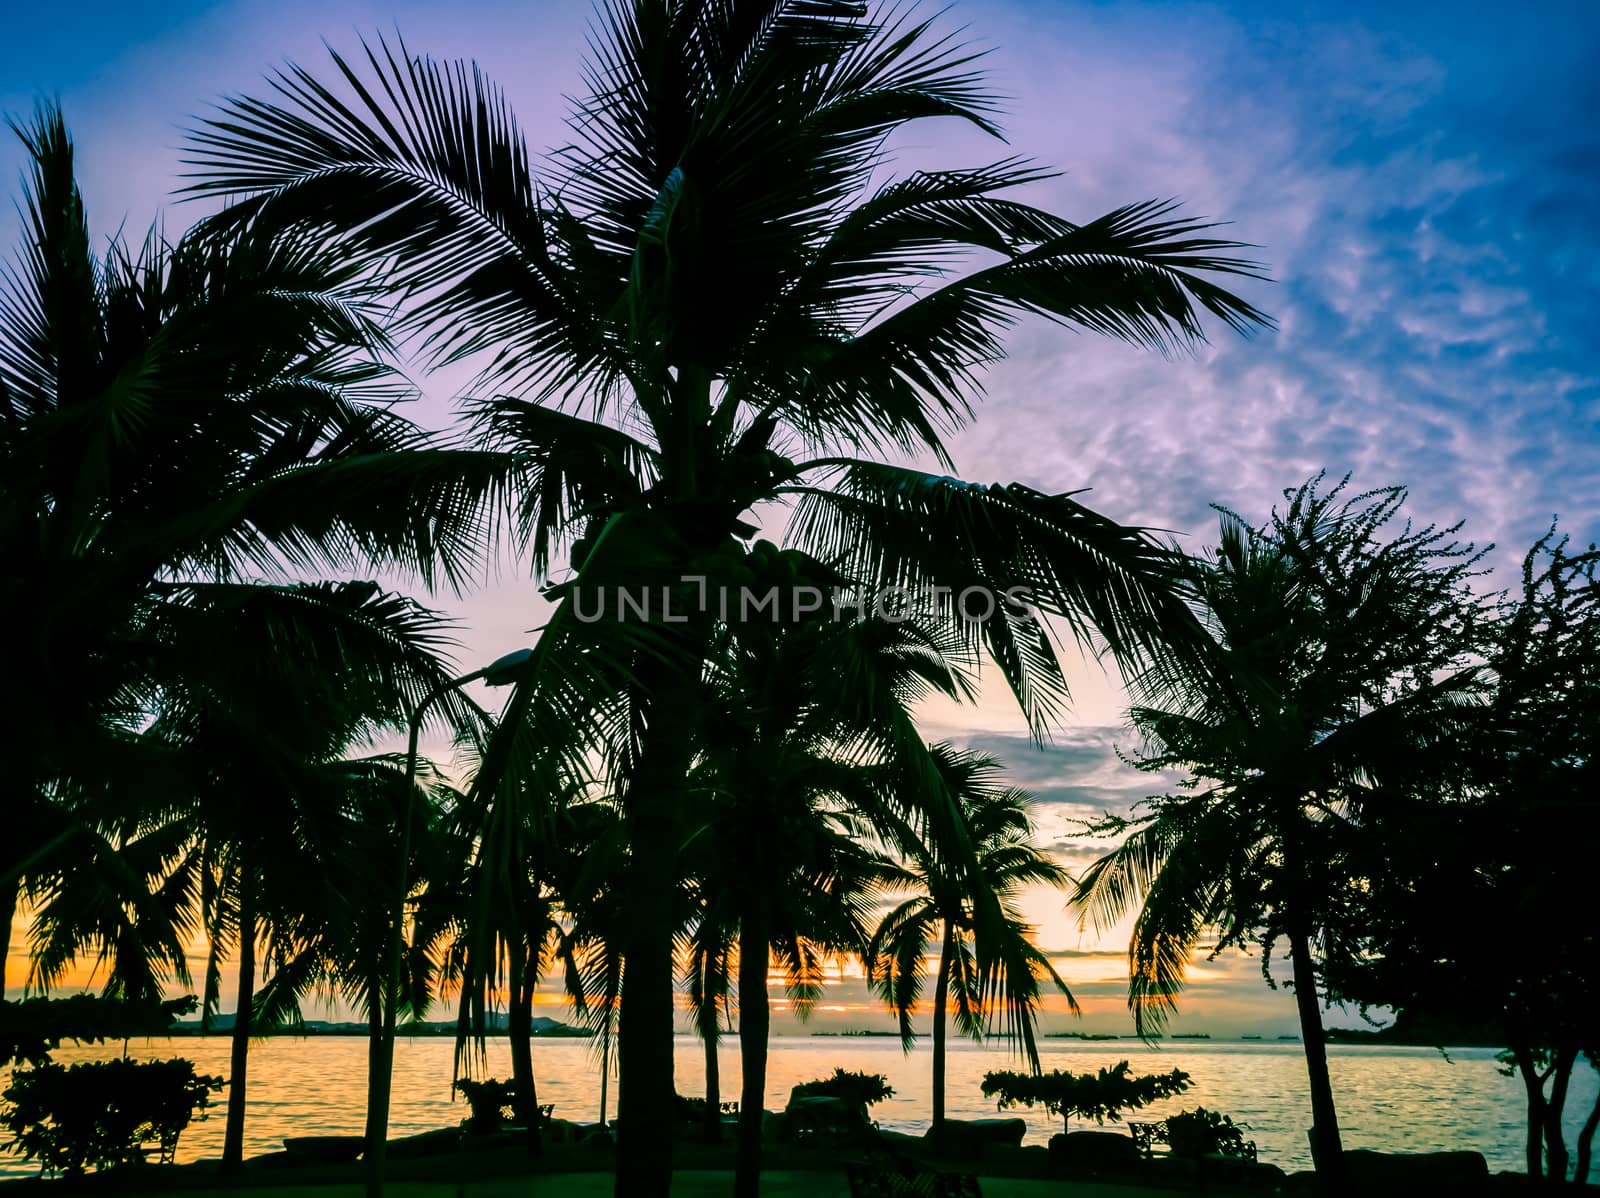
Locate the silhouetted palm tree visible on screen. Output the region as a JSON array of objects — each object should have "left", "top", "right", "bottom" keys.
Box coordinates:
[
  {"left": 438, "top": 756, "right": 623, "bottom": 1159},
  {"left": 1073, "top": 477, "right": 1486, "bottom": 1185},
  {"left": 693, "top": 606, "right": 998, "bottom": 1195},
  {"left": 869, "top": 747, "right": 1073, "bottom": 1149},
  {"left": 683, "top": 921, "right": 733, "bottom": 1142},
  {"left": 30, "top": 581, "right": 477, "bottom": 1170},
  {"left": 185, "top": 6, "right": 1268, "bottom": 1189},
  {"left": 248, "top": 754, "right": 455, "bottom": 1138},
  {"left": 0, "top": 103, "right": 504, "bottom": 1001}
]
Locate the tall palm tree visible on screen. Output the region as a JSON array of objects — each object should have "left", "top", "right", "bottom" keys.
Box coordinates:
[
  {"left": 0, "top": 103, "right": 506, "bottom": 1001},
  {"left": 184, "top": 6, "right": 1269, "bottom": 1189},
  {"left": 869, "top": 747, "right": 1073, "bottom": 1150},
  {"left": 1072, "top": 477, "right": 1487, "bottom": 1185}
]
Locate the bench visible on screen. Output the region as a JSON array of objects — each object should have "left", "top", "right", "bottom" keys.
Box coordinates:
[{"left": 846, "top": 1158, "right": 983, "bottom": 1197}]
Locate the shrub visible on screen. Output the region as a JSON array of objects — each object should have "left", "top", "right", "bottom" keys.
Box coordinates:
[
  {"left": 981, "top": 1061, "right": 1191, "bottom": 1133},
  {"left": 1163, "top": 1107, "right": 1252, "bottom": 1159},
  {"left": 1, "top": 1057, "right": 223, "bottom": 1176},
  {"left": 791, "top": 1069, "right": 896, "bottom": 1107},
  {"left": 452, "top": 1078, "right": 519, "bottom": 1131}
]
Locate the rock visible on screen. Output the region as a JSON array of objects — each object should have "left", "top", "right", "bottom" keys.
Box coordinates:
[
  {"left": 1047, "top": 1129, "right": 1141, "bottom": 1172},
  {"left": 1242, "top": 1161, "right": 1288, "bottom": 1188},
  {"left": 1346, "top": 1149, "right": 1490, "bottom": 1195},
  {"left": 282, "top": 1135, "right": 365, "bottom": 1163},
  {"left": 926, "top": 1118, "right": 1027, "bottom": 1159},
  {"left": 576, "top": 1124, "right": 614, "bottom": 1149},
  {"left": 761, "top": 1109, "right": 788, "bottom": 1145},
  {"left": 386, "top": 1127, "right": 461, "bottom": 1159},
  {"left": 981, "top": 1143, "right": 1051, "bottom": 1173},
  {"left": 782, "top": 1096, "right": 872, "bottom": 1145}
]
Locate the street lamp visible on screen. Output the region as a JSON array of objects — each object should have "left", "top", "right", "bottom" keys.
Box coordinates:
[{"left": 365, "top": 647, "right": 533, "bottom": 1198}]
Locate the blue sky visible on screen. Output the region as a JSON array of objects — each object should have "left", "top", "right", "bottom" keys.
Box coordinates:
[{"left": 4, "top": 0, "right": 1597, "bottom": 1031}]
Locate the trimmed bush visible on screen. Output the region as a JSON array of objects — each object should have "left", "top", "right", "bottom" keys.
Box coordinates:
[{"left": 982, "top": 1061, "right": 1191, "bottom": 1133}]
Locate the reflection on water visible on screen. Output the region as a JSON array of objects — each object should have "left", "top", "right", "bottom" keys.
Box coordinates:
[{"left": 4, "top": 1036, "right": 1596, "bottom": 1179}]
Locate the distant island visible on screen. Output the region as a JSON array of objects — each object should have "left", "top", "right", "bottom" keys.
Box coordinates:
[
  {"left": 810, "top": 1030, "right": 899, "bottom": 1037},
  {"left": 1042, "top": 1032, "right": 1120, "bottom": 1040},
  {"left": 1325, "top": 1010, "right": 1504, "bottom": 1048},
  {"left": 169, "top": 1015, "right": 592, "bottom": 1039},
  {"left": 1172, "top": 1033, "right": 1211, "bottom": 1039}
]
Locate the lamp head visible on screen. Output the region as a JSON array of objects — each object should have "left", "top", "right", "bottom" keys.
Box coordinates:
[{"left": 483, "top": 647, "right": 535, "bottom": 687}]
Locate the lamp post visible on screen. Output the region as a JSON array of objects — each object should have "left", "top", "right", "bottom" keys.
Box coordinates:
[{"left": 365, "top": 647, "right": 533, "bottom": 1198}]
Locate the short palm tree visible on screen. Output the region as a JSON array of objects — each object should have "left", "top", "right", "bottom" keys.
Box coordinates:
[
  {"left": 248, "top": 752, "right": 456, "bottom": 1112},
  {"left": 683, "top": 919, "right": 733, "bottom": 1142},
  {"left": 31, "top": 580, "right": 477, "bottom": 1170},
  {"left": 691, "top": 612, "right": 942, "bottom": 1198},
  {"left": 184, "top": 6, "right": 1268, "bottom": 1189},
  {"left": 437, "top": 757, "right": 616, "bottom": 1158},
  {"left": 168, "top": 582, "right": 476, "bottom": 1171},
  {"left": 1072, "top": 477, "right": 1486, "bottom": 1184},
  {"left": 869, "top": 747, "right": 1074, "bottom": 1149}
]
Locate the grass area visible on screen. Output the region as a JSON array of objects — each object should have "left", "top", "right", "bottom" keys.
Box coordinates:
[{"left": 144, "top": 1176, "right": 1192, "bottom": 1198}]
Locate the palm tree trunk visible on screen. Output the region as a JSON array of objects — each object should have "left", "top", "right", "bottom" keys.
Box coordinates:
[
  {"left": 931, "top": 922, "right": 953, "bottom": 1153},
  {"left": 1509, "top": 1038, "right": 1547, "bottom": 1177},
  {"left": 735, "top": 909, "right": 770, "bottom": 1198},
  {"left": 364, "top": 976, "right": 383, "bottom": 1146},
  {"left": 1575, "top": 1075, "right": 1600, "bottom": 1185},
  {"left": 701, "top": 988, "right": 722, "bottom": 1143},
  {"left": 1287, "top": 925, "right": 1345, "bottom": 1188},
  {"left": 507, "top": 941, "right": 544, "bottom": 1159},
  {"left": 365, "top": 965, "right": 399, "bottom": 1195},
  {"left": 613, "top": 696, "right": 696, "bottom": 1198},
  {"left": 1541, "top": 1046, "right": 1577, "bottom": 1181},
  {"left": 222, "top": 867, "right": 256, "bottom": 1173},
  {"left": 598, "top": 1018, "right": 611, "bottom": 1126},
  {"left": 0, "top": 873, "right": 17, "bottom": 999}
]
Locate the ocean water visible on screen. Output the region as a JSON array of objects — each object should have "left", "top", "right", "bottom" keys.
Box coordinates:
[{"left": 3, "top": 1035, "right": 1596, "bottom": 1180}]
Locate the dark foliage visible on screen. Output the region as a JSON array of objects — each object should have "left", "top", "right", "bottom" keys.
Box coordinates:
[
  {"left": 1162, "top": 1107, "right": 1252, "bottom": 1159},
  {"left": 792, "top": 1068, "right": 896, "bottom": 1107},
  {"left": 1, "top": 1058, "right": 223, "bottom": 1176},
  {"left": 0, "top": 995, "right": 196, "bottom": 1067},
  {"left": 981, "top": 1061, "right": 1191, "bottom": 1132}
]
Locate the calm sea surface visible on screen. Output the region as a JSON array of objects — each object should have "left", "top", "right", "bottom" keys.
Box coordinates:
[{"left": 4, "top": 1035, "right": 1596, "bottom": 1180}]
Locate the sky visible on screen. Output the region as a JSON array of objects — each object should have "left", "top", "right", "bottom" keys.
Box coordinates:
[{"left": 3, "top": 0, "right": 1597, "bottom": 1036}]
